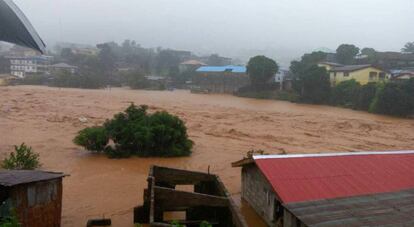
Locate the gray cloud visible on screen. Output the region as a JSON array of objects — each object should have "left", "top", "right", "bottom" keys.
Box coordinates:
[{"left": 14, "top": 0, "right": 414, "bottom": 64}]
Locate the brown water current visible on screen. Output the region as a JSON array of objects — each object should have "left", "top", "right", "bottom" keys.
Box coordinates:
[{"left": 1, "top": 86, "right": 413, "bottom": 226}]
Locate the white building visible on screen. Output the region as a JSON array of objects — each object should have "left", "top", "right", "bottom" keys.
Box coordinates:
[
  {"left": 274, "top": 69, "right": 289, "bottom": 83},
  {"left": 8, "top": 55, "right": 53, "bottom": 78}
]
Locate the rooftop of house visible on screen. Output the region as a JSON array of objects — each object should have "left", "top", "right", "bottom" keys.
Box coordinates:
[
  {"left": 285, "top": 188, "right": 414, "bottom": 226},
  {"left": 330, "top": 64, "right": 377, "bottom": 72},
  {"left": 180, "top": 60, "right": 206, "bottom": 66},
  {"left": 318, "top": 62, "right": 344, "bottom": 67},
  {"left": 0, "top": 170, "right": 67, "bottom": 187},
  {"left": 196, "top": 65, "right": 246, "bottom": 73},
  {"left": 237, "top": 150, "right": 414, "bottom": 204}
]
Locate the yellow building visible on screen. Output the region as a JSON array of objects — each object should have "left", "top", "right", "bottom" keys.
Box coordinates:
[{"left": 329, "top": 65, "right": 389, "bottom": 86}]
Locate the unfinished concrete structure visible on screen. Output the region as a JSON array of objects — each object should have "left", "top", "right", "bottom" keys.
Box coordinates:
[
  {"left": 0, "top": 170, "right": 66, "bottom": 227},
  {"left": 135, "top": 166, "right": 247, "bottom": 227},
  {"left": 193, "top": 66, "right": 249, "bottom": 93},
  {"left": 233, "top": 151, "right": 414, "bottom": 227}
]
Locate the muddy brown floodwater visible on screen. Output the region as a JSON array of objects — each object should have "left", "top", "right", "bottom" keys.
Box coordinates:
[{"left": 1, "top": 86, "right": 414, "bottom": 226}]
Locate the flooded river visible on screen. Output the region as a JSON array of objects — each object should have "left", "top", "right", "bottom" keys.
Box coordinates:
[{"left": 1, "top": 86, "right": 413, "bottom": 226}]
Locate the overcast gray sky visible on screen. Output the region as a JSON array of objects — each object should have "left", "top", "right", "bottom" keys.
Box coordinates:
[{"left": 13, "top": 0, "right": 414, "bottom": 64}]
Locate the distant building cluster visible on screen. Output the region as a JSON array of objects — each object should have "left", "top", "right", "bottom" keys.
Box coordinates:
[
  {"left": 0, "top": 45, "right": 78, "bottom": 78},
  {"left": 317, "top": 50, "right": 414, "bottom": 86}
]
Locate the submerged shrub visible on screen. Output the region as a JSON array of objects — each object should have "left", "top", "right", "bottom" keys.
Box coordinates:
[
  {"left": 370, "top": 82, "right": 413, "bottom": 116},
  {"left": 0, "top": 209, "right": 21, "bottom": 227},
  {"left": 354, "top": 82, "right": 378, "bottom": 111},
  {"left": 331, "top": 79, "right": 361, "bottom": 108},
  {"left": 74, "top": 104, "right": 193, "bottom": 158},
  {"left": 2, "top": 143, "right": 41, "bottom": 170},
  {"left": 73, "top": 126, "right": 109, "bottom": 152}
]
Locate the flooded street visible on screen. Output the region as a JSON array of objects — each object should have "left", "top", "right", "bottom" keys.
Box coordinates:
[{"left": 1, "top": 86, "right": 413, "bottom": 227}]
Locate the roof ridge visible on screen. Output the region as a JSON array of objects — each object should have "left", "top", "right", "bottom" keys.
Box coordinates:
[{"left": 253, "top": 150, "right": 414, "bottom": 159}]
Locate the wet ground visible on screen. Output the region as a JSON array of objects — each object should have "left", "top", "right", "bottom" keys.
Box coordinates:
[{"left": 1, "top": 86, "right": 413, "bottom": 226}]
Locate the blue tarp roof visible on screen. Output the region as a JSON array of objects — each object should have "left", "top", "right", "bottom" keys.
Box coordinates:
[{"left": 196, "top": 65, "right": 246, "bottom": 73}]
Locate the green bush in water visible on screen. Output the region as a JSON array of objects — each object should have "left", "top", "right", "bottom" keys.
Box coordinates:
[
  {"left": 74, "top": 104, "right": 193, "bottom": 158},
  {"left": 73, "top": 126, "right": 109, "bottom": 152}
]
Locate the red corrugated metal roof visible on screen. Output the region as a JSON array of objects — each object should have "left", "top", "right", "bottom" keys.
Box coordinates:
[{"left": 253, "top": 151, "right": 414, "bottom": 204}]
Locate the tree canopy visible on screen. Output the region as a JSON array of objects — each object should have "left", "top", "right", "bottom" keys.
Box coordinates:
[
  {"left": 336, "top": 44, "right": 360, "bottom": 64},
  {"left": 402, "top": 42, "right": 414, "bottom": 53},
  {"left": 247, "top": 55, "right": 279, "bottom": 88}
]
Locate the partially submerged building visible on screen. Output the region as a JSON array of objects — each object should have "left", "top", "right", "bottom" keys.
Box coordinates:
[
  {"left": 233, "top": 151, "right": 414, "bottom": 227},
  {"left": 0, "top": 170, "right": 67, "bottom": 227},
  {"left": 135, "top": 166, "right": 247, "bottom": 227},
  {"left": 193, "top": 65, "right": 249, "bottom": 93}
]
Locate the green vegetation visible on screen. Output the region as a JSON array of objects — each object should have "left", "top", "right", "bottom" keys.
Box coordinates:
[
  {"left": 247, "top": 55, "right": 279, "bottom": 89},
  {"left": 354, "top": 82, "right": 378, "bottom": 111},
  {"left": 74, "top": 104, "right": 193, "bottom": 158},
  {"left": 330, "top": 79, "right": 361, "bottom": 108},
  {"left": 402, "top": 41, "right": 414, "bottom": 53},
  {"left": 369, "top": 80, "right": 414, "bottom": 116},
  {"left": 336, "top": 44, "right": 360, "bottom": 64},
  {"left": 295, "top": 65, "right": 331, "bottom": 104},
  {"left": 327, "top": 79, "right": 414, "bottom": 117},
  {"left": 73, "top": 127, "right": 109, "bottom": 152},
  {"left": 2, "top": 143, "right": 41, "bottom": 170},
  {"left": 0, "top": 210, "right": 21, "bottom": 227}
]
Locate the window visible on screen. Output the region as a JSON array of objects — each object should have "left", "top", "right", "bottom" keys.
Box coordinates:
[
  {"left": 344, "top": 72, "right": 349, "bottom": 77},
  {"left": 379, "top": 72, "right": 386, "bottom": 80},
  {"left": 273, "top": 200, "right": 283, "bottom": 222},
  {"left": 369, "top": 72, "right": 378, "bottom": 81}
]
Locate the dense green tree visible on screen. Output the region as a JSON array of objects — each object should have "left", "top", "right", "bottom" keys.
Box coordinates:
[
  {"left": 361, "top": 47, "right": 376, "bottom": 57},
  {"left": 402, "top": 42, "right": 414, "bottom": 53},
  {"left": 73, "top": 127, "right": 109, "bottom": 152},
  {"left": 2, "top": 143, "right": 41, "bottom": 170},
  {"left": 74, "top": 104, "right": 193, "bottom": 158},
  {"left": 336, "top": 44, "right": 360, "bottom": 64},
  {"left": 354, "top": 82, "right": 378, "bottom": 111},
  {"left": 299, "top": 65, "right": 331, "bottom": 104},
  {"left": 370, "top": 82, "right": 413, "bottom": 116},
  {"left": 247, "top": 55, "right": 279, "bottom": 89},
  {"left": 331, "top": 80, "right": 361, "bottom": 108}
]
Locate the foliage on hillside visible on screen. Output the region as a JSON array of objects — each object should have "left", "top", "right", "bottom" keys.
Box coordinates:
[
  {"left": 2, "top": 143, "right": 41, "bottom": 170},
  {"left": 247, "top": 55, "right": 279, "bottom": 89},
  {"left": 74, "top": 104, "right": 193, "bottom": 158}
]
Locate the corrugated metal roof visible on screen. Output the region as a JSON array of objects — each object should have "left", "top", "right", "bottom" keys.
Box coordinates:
[
  {"left": 330, "top": 64, "right": 372, "bottom": 72},
  {"left": 253, "top": 151, "right": 414, "bottom": 203},
  {"left": 285, "top": 188, "right": 414, "bottom": 227},
  {"left": 0, "top": 170, "right": 67, "bottom": 187},
  {"left": 196, "top": 65, "right": 246, "bottom": 73}
]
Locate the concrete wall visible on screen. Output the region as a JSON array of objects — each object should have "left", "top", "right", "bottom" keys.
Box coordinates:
[
  {"left": 283, "top": 210, "right": 307, "bottom": 227},
  {"left": 241, "top": 165, "right": 277, "bottom": 227},
  {"left": 193, "top": 72, "right": 249, "bottom": 93}
]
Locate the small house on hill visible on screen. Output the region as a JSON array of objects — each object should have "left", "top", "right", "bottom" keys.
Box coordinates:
[
  {"left": 50, "top": 63, "right": 78, "bottom": 74},
  {"left": 233, "top": 151, "right": 414, "bottom": 227},
  {"left": 0, "top": 170, "right": 67, "bottom": 227},
  {"left": 328, "top": 64, "right": 389, "bottom": 86},
  {"left": 193, "top": 65, "right": 249, "bottom": 93}
]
